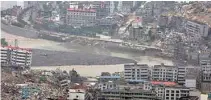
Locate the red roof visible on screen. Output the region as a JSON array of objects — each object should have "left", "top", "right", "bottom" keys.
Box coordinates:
[
  {"left": 151, "top": 81, "right": 177, "bottom": 86},
  {"left": 67, "top": 8, "right": 96, "bottom": 12},
  {"left": 1, "top": 45, "right": 32, "bottom": 52}
]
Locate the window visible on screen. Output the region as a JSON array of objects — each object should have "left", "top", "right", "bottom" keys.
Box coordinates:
[
  {"left": 166, "top": 90, "right": 169, "bottom": 93},
  {"left": 171, "top": 90, "right": 175, "bottom": 93}
]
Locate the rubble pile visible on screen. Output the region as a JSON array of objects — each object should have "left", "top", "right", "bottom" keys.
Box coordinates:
[
  {"left": 181, "top": 1, "right": 211, "bottom": 27},
  {"left": 1, "top": 67, "right": 69, "bottom": 100}
]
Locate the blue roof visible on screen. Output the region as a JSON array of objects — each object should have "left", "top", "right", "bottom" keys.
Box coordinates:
[
  {"left": 127, "top": 80, "right": 148, "bottom": 83},
  {"left": 99, "top": 76, "right": 121, "bottom": 79}
]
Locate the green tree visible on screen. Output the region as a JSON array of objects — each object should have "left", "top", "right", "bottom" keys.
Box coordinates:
[{"left": 1, "top": 38, "right": 8, "bottom": 46}]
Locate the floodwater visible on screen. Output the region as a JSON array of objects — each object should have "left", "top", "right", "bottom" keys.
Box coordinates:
[
  {"left": 2, "top": 30, "right": 173, "bottom": 66},
  {"left": 2, "top": 30, "right": 173, "bottom": 76}
]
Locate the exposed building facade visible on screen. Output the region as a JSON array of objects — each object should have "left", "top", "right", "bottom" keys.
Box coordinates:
[
  {"left": 67, "top": 89, "right": 90, "bottom": 100},
  {"left": 186, "top": 20, "right": 209, "bottom": 41},
  {"left": 199, "top": 51, "right": 211, "bottom": 82},
  {"left": 1, "top": 46, "right": 32, "bottom": 68},
  {"left": 66, "top": 8, "right": 96, "bottom": 27},
  {"left": 151, "top": 64, "right": 178, "bottom": 82},
  {"left": 124, "top": 63, "right": 150, "bottom": 81},
  {"left": 99, "top": 89, "right": 161, "bottom": 100}
]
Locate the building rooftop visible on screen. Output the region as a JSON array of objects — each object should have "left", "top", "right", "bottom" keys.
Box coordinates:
[
  {"left": 99, "top": 76, "right": 121, "bottom": 79},
  {"left": 1, "top": 45, "right": 32, "bottom": 51},
  {"left": 67, "top": 8, "right": 96, "bottom": 12},
  {"left": 102, "top": 89, "right": 155, "bottom": 94}
]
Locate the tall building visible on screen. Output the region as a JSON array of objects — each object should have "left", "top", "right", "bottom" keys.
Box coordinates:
[
  {"left": 151, "top": 63, "right": 178, "bottom": 82},
  {"left": 143, "top": 81, "right": 190, "bottom": 100},
  {"left": 128, "top": 17, "right": 143, "bottom": 40},
  {"left": 199, "top": 51, "right": 211, "bottom": 82},
  {"left": 177, "top": 66, "right": 201, "bottom": 86},
  {"left": 66, "top": 7, "right": 96, "bottom": 27},
  {"left": 124, "top": 63, "right": 150, "bottom": 81},
  {"left": 1, "top": 46, "right": 32, "bottom": 68},
  {"left": 186, "top": 20, "right": 209, "bottom": 41}
]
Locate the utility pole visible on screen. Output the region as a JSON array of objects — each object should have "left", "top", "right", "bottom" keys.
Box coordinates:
[{"left": 14, "top": 39, "right": 18, "bottom": 47}]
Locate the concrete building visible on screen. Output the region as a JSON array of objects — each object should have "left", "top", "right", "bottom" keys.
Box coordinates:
[
  {"left": 157, "top": 86, "right": 190, "bottom": 100},
  {"left": 67, "top": 89, "right": 90, "bottom": 100},
  {"left": 199, "top": 51, "right": 211, "bottom": 82},
  {"left": 97, "top": 81, "right": 119, "bottom": 91},
  {"left": 151, "top": 63, "right": 178, "bottom": 82},
  {"left": 200, "top": 82, "right": 211, "bottom": 93},
  {"left": 129, "top": 17, "right": 143, "bottom": 40},
  {"left": 99, "top": 88, "right": 161, "bottom": 100},
  {"left": 186, "top": 20, "right": 209, "bottom": 41},
  {"left": 177, "top": 66, "right": 201, "bottom": 86},
  {"left": 143, "top": 81, "right": 190, "bottom": 100},
  {"left": 66, "top": 7, "right": 96, "bottom": 27},
  {"left": 109, "top": 1, "right": 136, "bottom": 14},
  {"left": 184, "top": 67, "right": 201, "bottom": 89},
  {"left": 1, "top": 46, "right": 32, "bottom": 68},
  {"left": 124, "top": 63, "right": 150, "bottom": 81}
]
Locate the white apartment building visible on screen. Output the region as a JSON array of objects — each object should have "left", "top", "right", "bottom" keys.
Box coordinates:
[
  {"left": 1, "top": 46, "right": 11, "bottom": 64},
  {"left": 177, "top": 66, "right": 201, "bottom": 85},
  {"left": 1, "top": 46, "right": 32, "bottom": 67},
  {"left": 109, "top": 1, "right": 136, "bottom": 14},
  {"left": 163, "top": 86, "right": 190, "bottom": 100},
  {"left": 97, "top": 81, "right": 118, "bottom": 91},
  {"left": 143, "top": 81, "right": 190, "bottom": 100},
  {"left": 199, "top": 50, "right": 211, "bottom": 82},
  {"left": 67, "top": 89, "right": 90, "bottom": 100},
  {"left": 186, "top": 20, "right": 209, "bottom": 41},
  {"left": 151, "top": 64, "right": 178, "bottom": 82},
  {"left": 200, "top": 59, "right": 211, "bottom": 82},
  {"left": 124, "top": 63, "right": 150, "bottom": 81}
]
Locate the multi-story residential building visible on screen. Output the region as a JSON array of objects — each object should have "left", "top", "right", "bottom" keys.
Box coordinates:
[
  {"left": 91, "top": 1, "right": 110, "bottom": 19},
  {"left": 177, "top": 66, "right": 201, "bottom": 86},
  {"left": 144, "top": 81, "right": 190, "bottom": 100},
  {"left": 199, "top": 51, "right": 211, "bottom": 82},
  {"left": 200, "top": 82, "right": 211, "bottom": 93},
  {"left": 67, "top": 89, "right": 90, "bottom": 100},
  {"left": 129, "top": 17, "right": 143, "bottom": 40},
  {"left": 163, "top": 86, "right": 190, "bottom": 100},
  {"left": 186, "top": 20, "right": 209, "bottom": 41},
  {"left": 1, "top": 46, "right": 32, "bottom": 68},
  {"left": 151, "top": 63, "right": 178, "bottom": 82},
  {"left": 97, "top": 81, "right": 119, "bottom": 91},
  {"left": 98, "top": 88, "right": 161, "bottom": 100},
  {"left": 66, "top": 7, "right": 96, "bottom": 27},
  {"left": 124, "top": 63, "right": 150, "bottom": 81},
  {"left": 185, "top": 67, "right": 201, "bottom": 89}
]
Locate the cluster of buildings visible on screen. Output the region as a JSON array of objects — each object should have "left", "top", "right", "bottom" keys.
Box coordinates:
[
  {"left": 1, "top": 46, "right": 32, "bottom": 68},
  {"left": 90, "top": 62, "right": 211, "bottom": 100}
]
